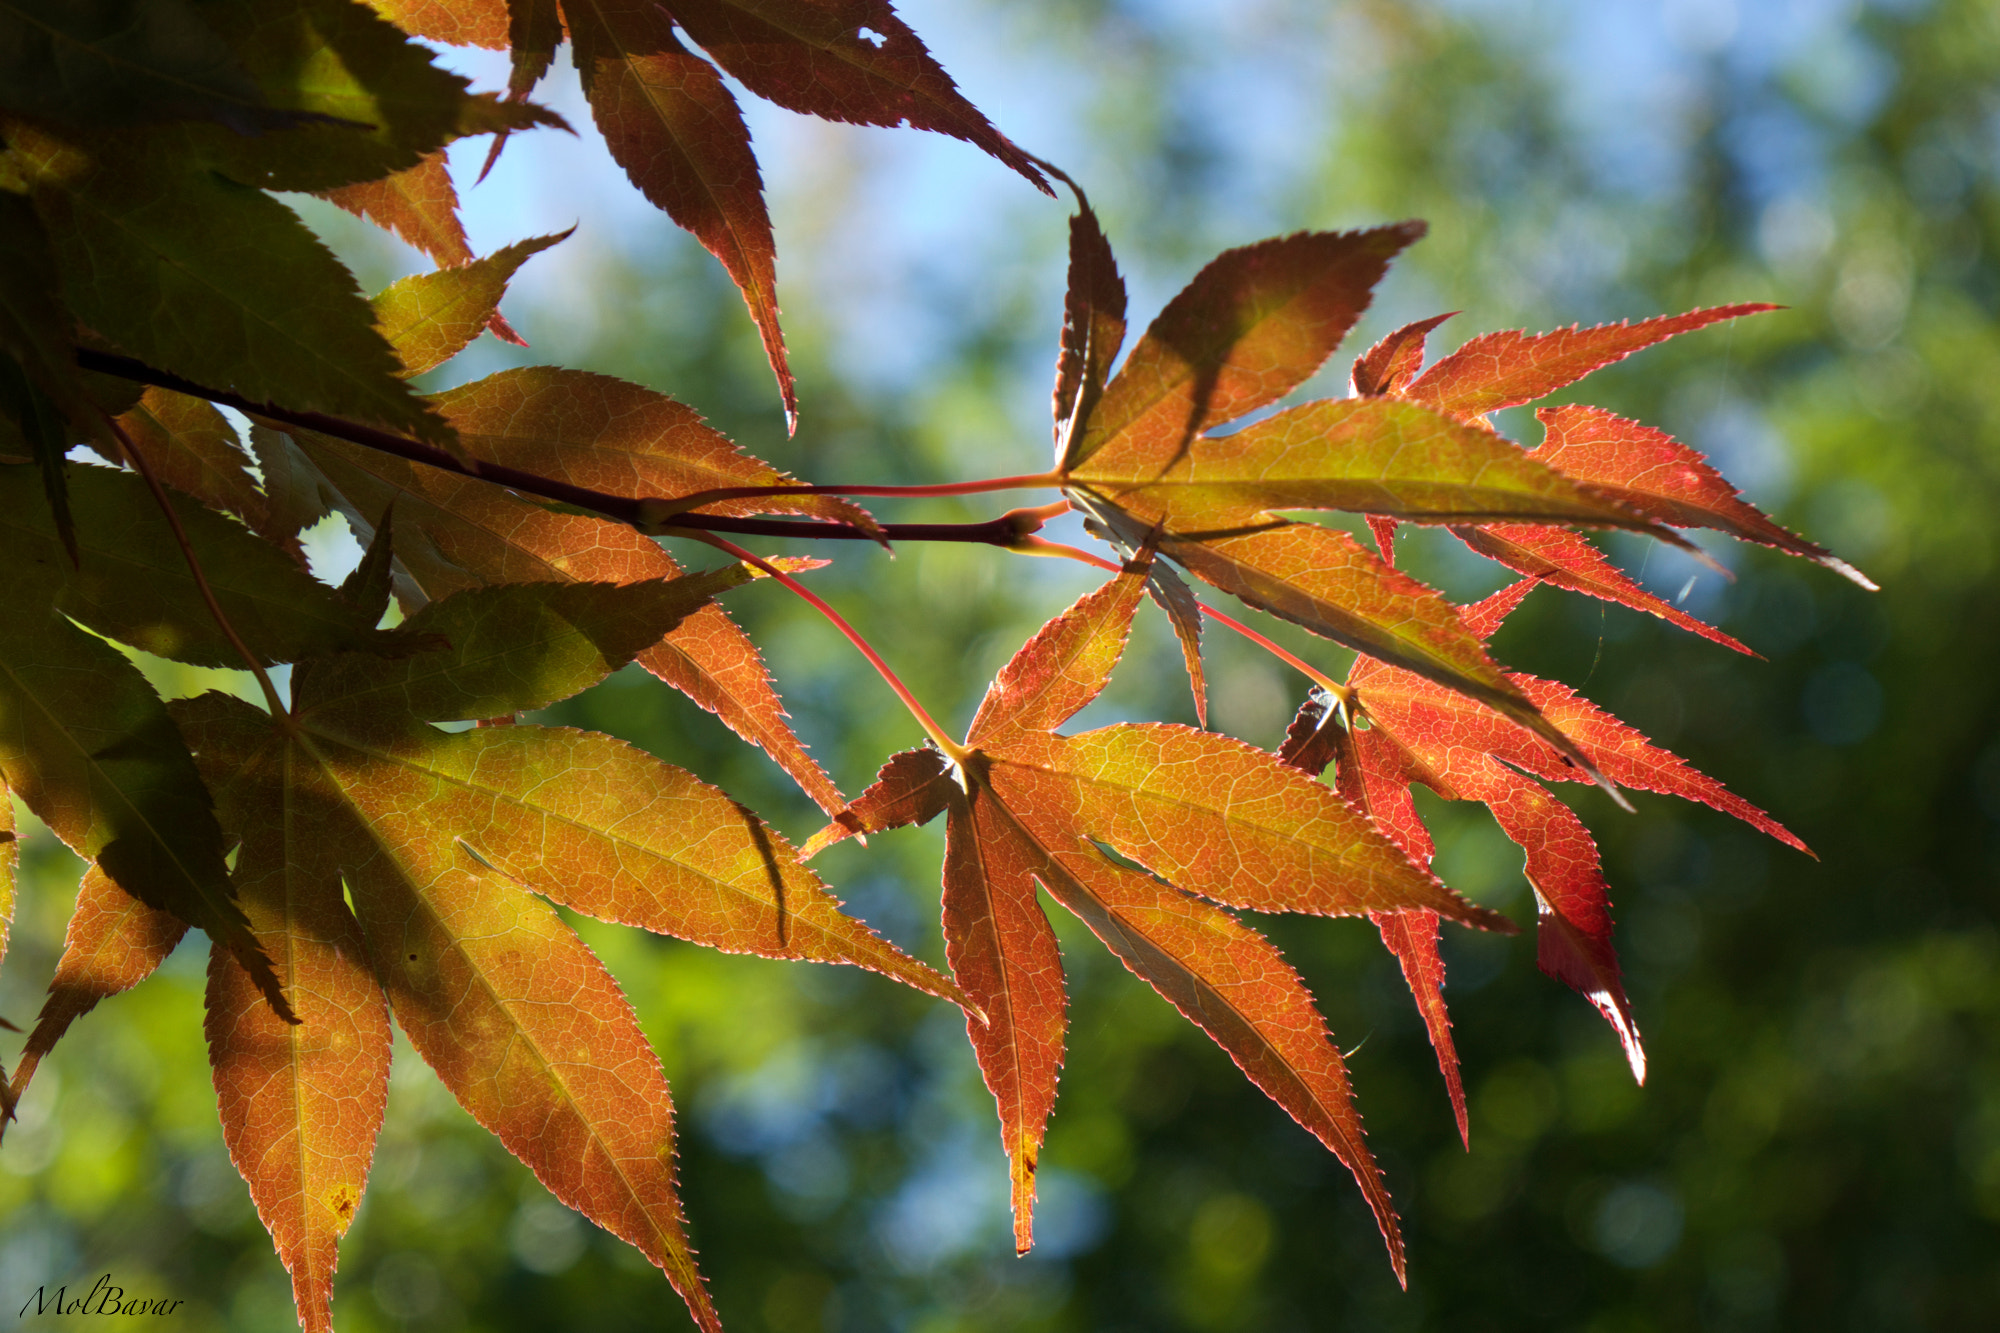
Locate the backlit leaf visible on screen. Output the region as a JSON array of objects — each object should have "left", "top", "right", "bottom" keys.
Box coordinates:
[
  {"left": 1072, "top": 395, "right": 1679, "bottom": 534},
  {"left": 111, "top": 388, "right": 276, "bottom": 543},
  {"left": 1531, "top": 404, "right": 1876, "bottom": 589},
  {"left": 3, "top": 866, "right": 184, "bottom": 1127},
  {"left": 296, "top": 574, "right": 742, "bottom": 723},
  {"left": 0, "top": 464, "right": 401, "bottom": 667},
  {"left": 178, "top": 610, "right": 961, "bottom": 1333},
  {"left": 664, "top": 0, "right": 1049, "bottom": 193},
  {"left": 1451, "top": 522, "right": 1754, "bottom": 655},
  {"left": 1073, "top": 224, "right": 1424, "bottom": 470},
  {"left": 1052, "top": 186, "right": 1127, "bottom": 467},
  {"left": 821, "top": 559, "right": 1502, "bottom": 1270},
  {"left": 1403, "top": 303, "right": 1777, "bottom": 420},
  {"left": 320, "top": 150, "right": 475, "bottom": 269},
  {"left": 371, "top": 230, "right": 569, "bottom": 377},
  {"left": 0, "top": 587, "right": 283, "bottom": 1017},
  {"left": 0, "top": 0, "right": 310, "bottom": 132},
  {"left": 1342, "top": 580, "right": 1809, "bottom": 1074},
  {"left": 184, "top": 0, "right": 563, "bottom": 194},
  {"left": 12, "top": 122, "right": 455, "bottom": 446},
  {"left": 567, "top": 0, "right": 796, "bottom": 422},
  {"left": 1350, "top": 311, "right": 1455, "bottom": 398},
  {"left": 200, "top": 754, "right": 389, "bottom": 1333},
  {"left": 367, "top": 0, "right": 509, "bottom": 47}
]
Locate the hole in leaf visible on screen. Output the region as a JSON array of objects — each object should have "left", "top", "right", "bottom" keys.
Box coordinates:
[{"left": 856, "top": 25, "right": 885, "bottom": 46}]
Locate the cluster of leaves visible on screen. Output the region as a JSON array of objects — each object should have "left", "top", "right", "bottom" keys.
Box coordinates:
[{"left": 0, "top": 1, "right": 1869, "bottom": 1330}]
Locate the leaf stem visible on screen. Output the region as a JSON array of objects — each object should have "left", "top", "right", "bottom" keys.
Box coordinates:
[
  {"left": 103, "top": 414, "right": 294, "bottom": 722},
  {"left": 1198, "top": 601, "right": 1357, "bottom": 713},
  {"left": 76, "top": 351, "right": 1056, "bottom": 549},
  {"left": 690, "top": 532, "right": 970, "bottom": 767}
]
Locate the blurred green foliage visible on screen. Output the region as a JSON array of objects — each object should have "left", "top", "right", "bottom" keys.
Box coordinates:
[{"left": 3, "top": 0, "right": 1997, "bottom": 1329}]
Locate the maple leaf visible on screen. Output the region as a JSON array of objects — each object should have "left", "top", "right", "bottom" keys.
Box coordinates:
[
  {"left": 663, "top": 0, "right": 1049, "bottom": 194},
  {"left": 108, "top": 388, "right": 279, "bottom": 547},
  {"left": 319, "top": 149, "right": 477, "bottom": 269},
  {"left": 5, "top": 120, "right": 458, "bottom": 447},
  {"left": 811, "top": 554, "right": 1512, "bottom": 1278},
  {"left": 1401, "top": 303, "right": 1778, "bottom": 420},
  {"left": 0, "top": 463, "right": 404, "bottom": 668},
  {"left": 0, "top": 558, "right": 285, "bottom": 1020},
  {"left": 3, "top": 866, "right": 185, "bottom": 1126},
  {"left": 1530, "top": 403, "right": 1876, "bottom": 590},
  {"left": 0, "top": 0, "right": 324, "bottom": 133},
  {"left": 165, "top": 567, "right": 961, "bottom": 1333},
  {"left": 370, "top": 231, "right": 569, "bottom": 376},
  {"left": 369, "top": 0, "right": 511, "bottom": 48},
  {"left": 172, "top": 0, "right": 563, "bottom": 195},
  {"left": 1313, "top": 578, "right": 1809, "bottom": 1085},
  {"left": 1051, "top": 221, "right": 1698, "bottom": 791},
  {"left": 566, "top": 0, "right": 797, "bottom": 423}
]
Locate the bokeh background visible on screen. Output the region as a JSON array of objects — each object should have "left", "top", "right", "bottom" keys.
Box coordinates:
[{"left": 3, "top": 0, "right": 1998, "bottom": 1328}]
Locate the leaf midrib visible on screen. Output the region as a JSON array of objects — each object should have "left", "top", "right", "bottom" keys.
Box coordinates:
[
  {"left": 301, "top": 721, "right": 806, "bottom": 931},
  {"left": 986, "top": 726, "right": 1420, "bottom": 908},
  {"left": 294, "top": 730, "right": 688, "bottom": 1271}
]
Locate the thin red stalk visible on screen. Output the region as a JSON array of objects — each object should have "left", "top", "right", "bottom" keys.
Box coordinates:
[
  {"left": 105, "top": 414, "right": 294, "bottom": 722},
  {"left": 693, "top": 533, "right": 969, "bottom": 765},
  {"left": 1009, "top": 535, "right": 1120, "bottom": 571},
  {"left": 1197, "top": 600, "right": 1355, "bottom": 709}
]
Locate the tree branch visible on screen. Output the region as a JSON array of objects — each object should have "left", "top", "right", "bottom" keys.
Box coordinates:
[{"left": 76, "top": 351, "right": 1053, "bottom": 549}]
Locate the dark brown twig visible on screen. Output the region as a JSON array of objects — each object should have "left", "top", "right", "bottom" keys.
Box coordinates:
[{"left": 77, "top": 350, "right": 1053, "bottom": 549}]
